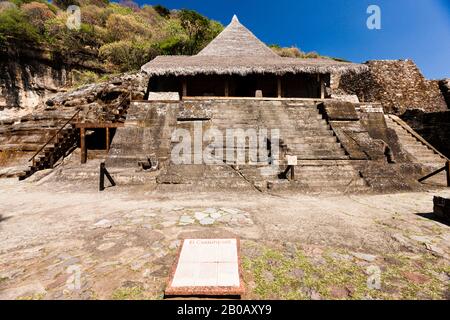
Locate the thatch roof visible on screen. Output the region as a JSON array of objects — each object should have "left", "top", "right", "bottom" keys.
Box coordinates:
[{"left": 142, "top": 15, "right": 367, "bottom": 76}]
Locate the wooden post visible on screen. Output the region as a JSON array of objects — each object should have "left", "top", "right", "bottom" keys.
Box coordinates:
[
  {"left": 277, "top": 77, "right": 282, "bottom": 98},
  {"left": 290, "top": 165, "right": 295, "bottom": 181},
  {"left": 446, "top": 161, "right": 450, "bottom": 187},
  {"left": 224, "top": 78, "right": 229, "bottom": 97},
  {"left": 99, "top": 162, "right": 105, "bottom": 191},
  {"left": 182, "top": 78, "right": 187, "bottom": 97},
  {"left": 320, "top": 75, "right": 325, "bottom": 99},
  {"left": 80, "top": 128, "right": 87, "bottom": 164},
  {"left": 99, "top": 162, "right": 116, "bottom": 191},
  {"left": 106, "top": 127, "right": 110, "bottom": 151}
]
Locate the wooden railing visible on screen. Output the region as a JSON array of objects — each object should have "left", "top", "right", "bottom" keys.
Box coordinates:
[{"left": 29, "top": 109, "right": 81, "bottom": 166}]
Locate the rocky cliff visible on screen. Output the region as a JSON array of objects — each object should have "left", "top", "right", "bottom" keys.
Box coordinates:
[
  {"left": 0, "top": 71, "right": 147, "bottom": 173},
  {"left": 0, "top": 42, "right": 106, "bottom": 111}
]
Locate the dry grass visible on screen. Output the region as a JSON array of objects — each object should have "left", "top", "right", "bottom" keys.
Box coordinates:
[{"left": 0, "top": 150, "right": 18, "bottom": 166}]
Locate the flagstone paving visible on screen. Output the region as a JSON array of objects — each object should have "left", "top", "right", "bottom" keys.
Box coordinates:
[{"left": 0, "top": 179, "right": 449, "bottom": 300}]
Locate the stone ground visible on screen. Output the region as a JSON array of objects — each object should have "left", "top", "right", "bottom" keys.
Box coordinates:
[{"left": 0, "top": 178, "right": 449, "bottom": 300}]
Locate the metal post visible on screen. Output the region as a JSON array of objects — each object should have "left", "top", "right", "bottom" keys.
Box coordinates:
[{"left": 80, "top": 128, "right": 87, "bottom": 164}]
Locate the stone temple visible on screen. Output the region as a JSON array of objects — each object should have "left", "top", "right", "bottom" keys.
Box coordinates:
[{"left": 11, "top": 15, "right": 450, "bottom": 193}]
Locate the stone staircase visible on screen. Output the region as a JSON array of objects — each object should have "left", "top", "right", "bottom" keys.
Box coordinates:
[
  {"left": 18, "top": 95, "right": 131, "bottom": 181},
  {"left": 385, "top": 114, "right": 448, "bottom": 185},
  {"left": 158, "top": 99, "right": 370, "bottom": 193},
  {"left": 208, "top": 100, "right": 348, "bottom": 162}
]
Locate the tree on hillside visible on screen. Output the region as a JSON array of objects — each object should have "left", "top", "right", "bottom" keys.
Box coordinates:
[
  {"left": 119, "top": 0, "right": 139, "bottom": 11},
  {"left": 178, "top": 9, "right": 210, "bottom": 55},
  {"left": 22, "top": 2, "right": 56, "bottom": 33},
  {"left": 153, "top": 4, "right": 170, "bottom": 18},
  {"left": 52, "top": 0, "right": 79, "bottom": 10}
]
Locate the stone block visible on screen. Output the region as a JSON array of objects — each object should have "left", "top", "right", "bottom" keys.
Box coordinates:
[
  {"left": 321, "top": 101, "right": 359, "bottom": 121},
  {"left": 433, "top": 196, "right": 450, "bottom": 222},
  {"left": 147, "top": 91, "right": 180, "bottom": 101}
]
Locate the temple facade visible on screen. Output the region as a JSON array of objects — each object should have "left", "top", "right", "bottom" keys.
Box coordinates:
[{"left": 141, "top": 15, "right": 366, "bottom": 99}]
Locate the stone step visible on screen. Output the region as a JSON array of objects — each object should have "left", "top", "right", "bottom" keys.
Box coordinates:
[
  {"left": 296, "top": 154, "right": 349, "bottom": 160},
  {"left": 267, "top": 180, "right": 369, "bottom": 194},
  {"left": 287, "top": 143, "right": 344, "bottom": 150},
  {"left": 282, "top": 131, "right": 335, "bottom": 137},
  {"left": 282, "top": 136, "right": 338, "bottom": 144},
  {"left": 294, "top": 165, "right": 361, "bottom": 172}
]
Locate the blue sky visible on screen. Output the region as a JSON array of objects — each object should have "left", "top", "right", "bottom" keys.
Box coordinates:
[{"left": 135, "top": 0, "right": 450, "bottom": 79}]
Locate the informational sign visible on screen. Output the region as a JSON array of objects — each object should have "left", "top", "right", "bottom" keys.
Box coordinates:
[{"left": 165, "top": 238, "right": 244, "bottom": 296}]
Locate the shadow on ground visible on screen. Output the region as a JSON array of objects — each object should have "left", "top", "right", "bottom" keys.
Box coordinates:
[
  {"left": 416, "top": 212, "right": 450, "bottom": 227},
  {"left": 0, "top": 215, "right": 12, "bottom": 224}
]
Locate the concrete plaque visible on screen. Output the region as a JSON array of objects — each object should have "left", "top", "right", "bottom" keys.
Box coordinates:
[{"left": 165, "top": 238, "right": 245, "bottom": 296}]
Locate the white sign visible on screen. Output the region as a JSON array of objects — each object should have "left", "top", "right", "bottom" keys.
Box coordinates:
[
  {"left": 286, "top": 155, "right": 298, "bottom": 166},
  {"left": 171, "top": 239, "right": 240, "bottom": 287}
]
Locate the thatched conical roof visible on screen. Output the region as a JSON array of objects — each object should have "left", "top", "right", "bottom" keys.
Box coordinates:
[
  {"left": 197, "top": 15, "right": 279, "bottom": 58},
  {"left": 141, "top": 15, "right": 368, "bottom": 76}
]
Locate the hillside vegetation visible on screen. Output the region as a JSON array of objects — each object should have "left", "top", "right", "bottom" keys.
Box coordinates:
[
  {"left": 0, "top": 0, "right": 223, "bottom": 73},
  {"left": 0, "top": 0, "right": 335, "bottom": 84}
]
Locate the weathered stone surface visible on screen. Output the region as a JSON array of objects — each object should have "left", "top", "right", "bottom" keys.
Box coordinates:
[
  {"left": 147, "top": 92, "right": 180, "bottom": 101},
  {"left": 106, "top": 101, "right": 177, "bottom": 168},
  {"left": 438, "top": 79, "right": 450, "bottom": 108},
  {"left": 104, "top": 98, "right": 428, "bottom": 193},
  {"left": 434, "top": 196, "right": 450, "bottom": 222},
  {"left": 333, "top": 60, "right": 447, "bottom": 115},
  {"left": 321, "top": 101, "right": 359, "bottom": 121},
  {"left": 0, "top": 72, "right": 148, "bottom": 161},
  {"left": 93, "top": 219, "right": 113, "bottom": 229},
  {"left": 351, "top": 252, "right": 377, "bottom": 262},
  {"left": 401, "top": 110, "right": 450, "bottom": 159}
]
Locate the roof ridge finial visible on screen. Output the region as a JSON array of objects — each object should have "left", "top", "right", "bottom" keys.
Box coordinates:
[{"left": 232, "top": 14, "right": 239, "bottom": 23}]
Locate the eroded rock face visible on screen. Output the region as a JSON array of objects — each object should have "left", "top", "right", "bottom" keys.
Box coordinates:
[
  {"left": 0, "top": 43, "right": 106, "bottom": 111},
  {"left": 333, "top": 60, "right": 447, "bottom": 115},
  {"left": 0, "top": 72, "right": 148, "bottom": 157}
]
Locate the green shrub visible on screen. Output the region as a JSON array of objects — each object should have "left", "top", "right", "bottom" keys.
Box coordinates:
[
  {"left": 104, "top": 2, "right": 133, "bottom": 16},
  {"left": 0, "top": 7, "right": 41, "bottom": 42},
  {"left": 105, "top": 13, "right": 151, "bottom": 42},
  {"left": 270, "top": 45, "right": 326, "bottom": 59},
  {"left": 71, "top": 70, "right": 100, "bottom": 87},
  {"left": 22, "top": 2, "right": 56, "bottom": 33},
  {"left": 270, "top": 45, "right": 303, "bottom": 58},
  {"left": 99, "top": 39, "right": 158, "bottom": 71},
  {"left": 52, "top": 0, "right": 79, "bottom": 10},
  {"left": 81, "top": 4, "right": 104, "bottom": 25},
  {"left": 77, "top": 0, "right": 109, "bottom": 7}
]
